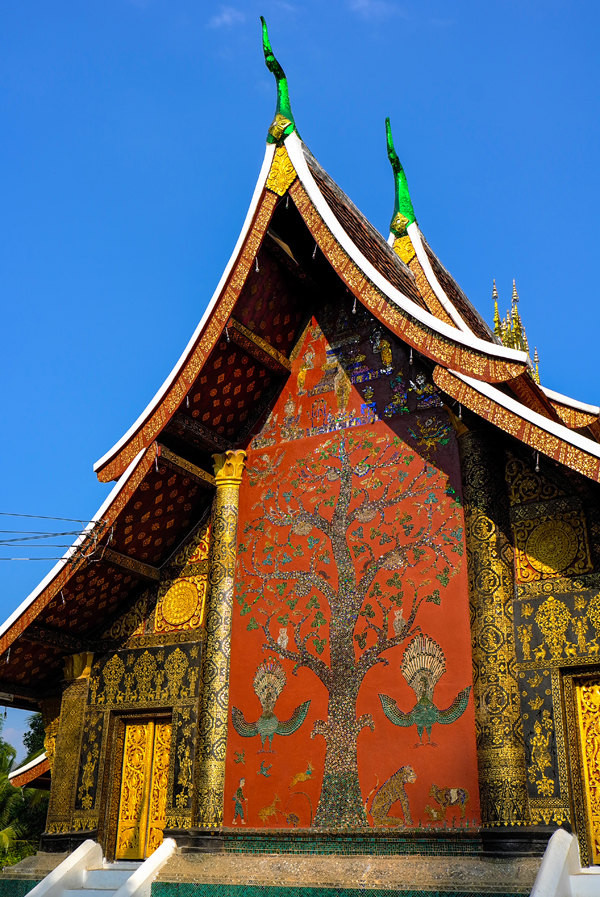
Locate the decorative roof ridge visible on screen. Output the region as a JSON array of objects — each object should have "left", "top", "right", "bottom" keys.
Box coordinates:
[
  {"left": 261, "top": 17, "right": 297, "bottom": 144},
  {"left": 299, "top": 142, "right": 419, "bottom": 285},
  {"left": 448, "top": 370, "right": 600, "bottom": 462},
  {"left": 410, "top": 226, "right": 496, "bottom": 339},
  {"left": 385, "top": 117, "right": 416, "bottom": 237},
  {"left": 384, "top": 119, "right": 495, "bottom": 341},
  {"left": 286, "top": 133, "right": 530, "bottom": 368},
  {"left": 540, "top": 385, "right": 600, "bottom": 416}
]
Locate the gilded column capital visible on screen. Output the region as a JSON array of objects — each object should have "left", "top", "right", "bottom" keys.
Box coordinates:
[{"left": 212, "top": 449, "right": 247, "bottom": 487}]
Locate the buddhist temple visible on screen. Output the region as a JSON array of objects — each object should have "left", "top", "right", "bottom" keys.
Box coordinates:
[{"left": 2, "top": 19, "right": 600, "bottom": 896}]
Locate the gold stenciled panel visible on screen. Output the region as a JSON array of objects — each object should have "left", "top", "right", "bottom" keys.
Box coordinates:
[
  {"left": 154, "top": 523, "right": 210, "bottom": 633},
  {"left": 115, "top": 720, "right": 172, "bottom": 860},
  {"left": 575, "top": 680, "right": 600, "bottom": 864},
  {"left": 513, "top": 510, "right": 592, "bottom": 583}
]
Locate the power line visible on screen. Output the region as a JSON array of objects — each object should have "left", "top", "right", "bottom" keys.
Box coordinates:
[
  {"left": 0, "top": 512, "right": 93, "bottom": 524},
  {"left": 0, "top": 531, "right": 84, "bottom": 540},
  {"left": 0, "top": 555, "right": 72, "bottom": 561}
]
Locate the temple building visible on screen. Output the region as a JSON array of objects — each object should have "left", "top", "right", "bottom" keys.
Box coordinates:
[{"left": 2, "top": 20, "right": 600, "bottom": 893}]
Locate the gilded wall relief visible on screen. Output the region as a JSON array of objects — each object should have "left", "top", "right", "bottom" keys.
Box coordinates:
[
  {"left": 514, "top": 589, "right": 600, "bottom": 667},
  {"left": 89, "top": 644, "right": 199, "bottom": 708},
  {"left": 513, "top": 511, "right": 592, "bottom": 583},
  {"left": 562, "top": 673, "right": 600, "bottom": 865},
  {"left": 154, "top": 522, "right": 210, "bottom": 633},
  {"left": 76, "top": 711, "right": 105, "bottom": 812},
  {"left": 506, "top": 448, "right": 600, "bottom": 830}
]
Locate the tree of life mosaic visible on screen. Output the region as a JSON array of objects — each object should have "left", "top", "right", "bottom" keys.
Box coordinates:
[{"left": 225, "top": 309, "right": 480, "bottom": 830}]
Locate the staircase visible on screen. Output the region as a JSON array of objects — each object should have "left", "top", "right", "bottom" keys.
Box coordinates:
[
  {"left": 63, "top": 861, "right": 140, "bottom": 897},
  {"left": 531, "top": 829, "right": 600, "bottom": 897},
  {"left": 22, "top": 838, "right": 176, "bottom": 897}
]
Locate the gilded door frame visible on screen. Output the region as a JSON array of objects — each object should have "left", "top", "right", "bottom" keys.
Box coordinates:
[
  {"left": 562, "top": 667, "right": 600, "bottom": 867},
  {"left": 98, "top": 709, "right": 172, "bottom": 862}
]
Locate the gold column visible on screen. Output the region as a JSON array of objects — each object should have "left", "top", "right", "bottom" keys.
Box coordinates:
[
  {"left": 45, "top": 652, "right": 94, "bottom": 835},
  {"left": 459, "top": 430, "right": 529, "bottom": 826},
  {"left": 195, "top": 449, "right": 246, "bottom": 829}
]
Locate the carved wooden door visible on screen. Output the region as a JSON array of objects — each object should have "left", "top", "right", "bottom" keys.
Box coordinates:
[
  {"left": 575, "top": 679, "right": 600, "bottom": 864},
  {"left": 115, "top": 719, "right": 171, "bottom": 860}
]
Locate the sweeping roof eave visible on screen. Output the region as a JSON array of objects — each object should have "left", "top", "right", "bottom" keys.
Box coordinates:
[
  {"left": 541, "top": 385, "right": 600, "bottom": 417},
  {"left": 434, "top": 367, "right": 600, "bottom": 484},
  {"left": 0, "top": 446, "right": 149, "bottom": 650},
  {"left": 93, "top": 130, "right": 531, "bottom": 484},
  {"left": 93, "top": 143, "right": 277, "bottom": 481},
  {"left": 9, "top": 752, "right": 50, "bottom": 788}
]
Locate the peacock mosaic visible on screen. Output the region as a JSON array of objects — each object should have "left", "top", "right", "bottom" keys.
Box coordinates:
[{"left": 225, "top": 305, "right": 480, "bottom": 830}]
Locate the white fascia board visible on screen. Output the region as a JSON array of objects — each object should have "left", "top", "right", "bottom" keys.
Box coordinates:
[
  {"left": 454, "top": 372, "right": 600, "bottom": 460},
  {"left": 94, "top": 143, "right": 277, "bottom": 475},
  {"left": 0, "top": 449, "right": 147, "bottom": 640},
  {"left": 285, "top": 134, "right": 528, "bottom": 366},
  {"left": 407, "top": 223, "right": 471, "bottom": 334},
  {"left": 9, "top": 752, "right": 47, "bottom": 780},
  {"left": 541, "top": 385, "right": 600, "bottom": 416}
]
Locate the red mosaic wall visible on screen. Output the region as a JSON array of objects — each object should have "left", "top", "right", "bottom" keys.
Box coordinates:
[{"left": 225, "top": 303, "right": 480, "bottom": 830}]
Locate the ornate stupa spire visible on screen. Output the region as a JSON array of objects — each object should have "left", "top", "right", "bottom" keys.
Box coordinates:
[
  {"left": 492, "top": 280, "right": 501, "bottom": 338},
  {"left": 533, "top": 347, "right": 541, "bottom": 384},
  {"left": 386, "top": 117, "right": 416, "bottom": 238},
  {"left": 512, "top": 279, "right": 519, "bottom": 306},
  {"left": 493, "top": 279, "right": 535, "bottom": 362},
  {"left": 261, "top": 17, "right": 296, "bottom": 144}
]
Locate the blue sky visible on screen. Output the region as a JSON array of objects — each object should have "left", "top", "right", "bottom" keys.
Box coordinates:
[{"left": 1, "top": 0, "right": 599, "bottom": 757}]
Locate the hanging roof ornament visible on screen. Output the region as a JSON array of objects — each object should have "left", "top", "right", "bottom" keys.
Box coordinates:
[
  {"left": 261, "top": 17, "right": 297, "bottom": 144},
  {"left": 386, "top": 117, "right": 417, "bottom": 237}
]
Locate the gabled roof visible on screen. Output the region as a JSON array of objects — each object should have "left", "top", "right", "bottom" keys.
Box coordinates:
[
  {"left": 1, "top": 20, "right": 599, "bottom": 703},
  {"left": 93, "top": 129, "right": 533, "bottom": 483}
]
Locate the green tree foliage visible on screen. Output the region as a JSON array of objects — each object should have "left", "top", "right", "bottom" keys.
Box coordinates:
[
  {"left": 23, "top": 714, "right": 45, "bottom": 763},
  {"left": 0, "top": 715, "right": 49, "bottom": 867}
]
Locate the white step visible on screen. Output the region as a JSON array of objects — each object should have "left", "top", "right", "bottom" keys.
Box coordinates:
[
  {"left": 570, "top": 869, "right": 600, "bottom": 897},
  {"left": 64, "top": 891, "right": 120, "bottom": 897},
  {"left": 84, "top": 868, "right": 132, "bottom": 888}
]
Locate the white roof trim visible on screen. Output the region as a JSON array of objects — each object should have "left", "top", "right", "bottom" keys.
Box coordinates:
[
  {"left": 406, "top": 223, "right": 471, "bottom": 334},
  {"left": 9, "top": 752, "right": 47, "bottom": 781},
  {"left": 541, "top": 385, "right": 600, "bottom": 417},
  {"left": 453, "top": 372, "right": 600, "bottom": 460},
  {"left": 94, "top": 143, "right": 277, "bottom": 474},
  {"left": 0, "top": 448, "right": 147, "bottom": 642},
  {"left": 286, "top": 134, "right": 528, "bottom": 366}
]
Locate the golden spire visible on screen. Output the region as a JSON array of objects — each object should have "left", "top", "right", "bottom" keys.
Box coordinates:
[
  {"left": 493, "top": 279, "right": 535, "bottom": 362},
  {"left": 533, "top": 347, "right": 540, "bottom": 384},
  {"left": 512, "top": 279, "right": 519, "bottom": 307},
  {"left": 492, "top": 279, "right": 501, "bottom": 338}
]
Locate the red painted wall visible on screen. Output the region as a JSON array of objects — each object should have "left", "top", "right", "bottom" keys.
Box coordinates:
[{"left": 225, "top": 307, "right": 480, "bottom": 830}]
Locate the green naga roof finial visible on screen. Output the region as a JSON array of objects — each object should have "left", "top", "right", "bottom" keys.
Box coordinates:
[
  {"left": 261, "top": 17, "right": 296, "bottom": 144},
  {"left": 386, "top": 117, "right": 416, "bottom": 237}
]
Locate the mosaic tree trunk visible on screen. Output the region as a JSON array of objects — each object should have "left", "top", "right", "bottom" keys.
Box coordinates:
[{"left": 237, "top": 432, "right": 464, "bottom": 827}]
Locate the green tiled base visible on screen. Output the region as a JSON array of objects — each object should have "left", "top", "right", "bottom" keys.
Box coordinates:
[
  {"left": 153, "top": 886, "right": 524, "bottom": 897},
  {"left": 219, "top": 830, "right": 481, "bottom": 856},
  {"left": 0, "top": 881, "right": 41, "bottom": 896}
]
